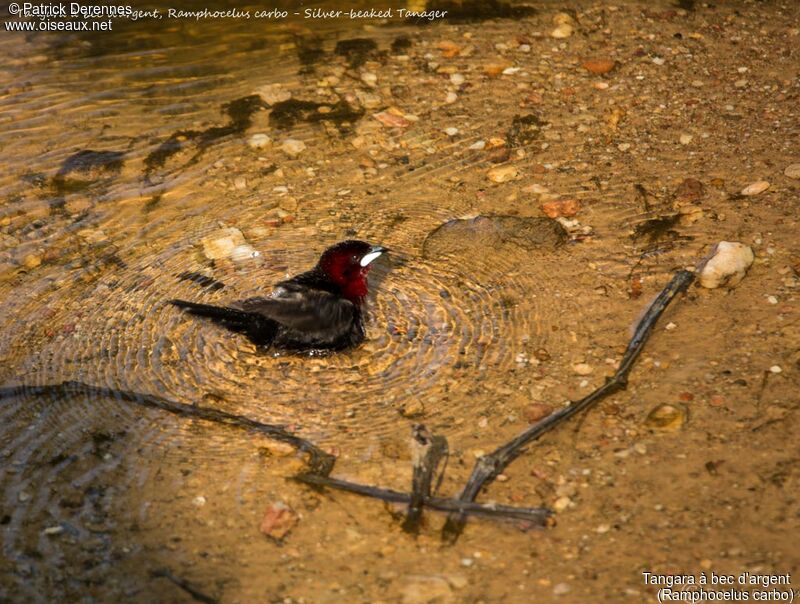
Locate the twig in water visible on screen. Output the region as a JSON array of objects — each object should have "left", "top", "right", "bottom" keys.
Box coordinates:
[
  {"left": 0, "top": 381, "right": 335, "bottom": 476},
  {"left": 442, "top": 269, "right": 696, "bottom": 542},
  {"left": 150, "top": 568, "right": 218, "bottom": 604}
]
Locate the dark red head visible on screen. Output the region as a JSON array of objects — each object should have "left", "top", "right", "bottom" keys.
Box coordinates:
[{"left": 317, "top": 240, "right": 387, "bottom": 304}]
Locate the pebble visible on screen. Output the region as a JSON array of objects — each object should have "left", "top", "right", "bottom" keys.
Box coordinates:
[
  {"left": 400, "top": 400, "right": 425, "bottom": 418},
  {"left": 618, "top": 142, "right": 631, "bottom": 151},
  {"left": 581, "top": 58, "right": 616, "bottom": 75},
  {"left": 281, "top": 139, "right": 306, "bottom": 157},
  {"left": 373, "top": 110, "right": 411, "bottom": 128},
  {"left": 201, "top": 227, "right": 246, "bottom": 261},
  {"left": 783, "top": 163, "right": 800, "bottom": 179},
  {"left": 192, "top": 496, "right": 207, "bottom": 507},
  {"left": 652, "top": 57, "right": 666, "bottom": 65},
  {"left": 444, "top": 127, "right": 459, "bottom": 136},
  {"left": 43, "top": 525, "right": 64, "bottom": 536},
  {"left": 698, "top": 241, "right": 754, "bottom": 289},
  {"left": 361, "top": 72, "right": 378, "bottom": 87},
  {"left": 230, "top": 244, "right": 260, "bottom": 262},
  {"left": 487, "top": 165, "right": 518, "bottom": 183},
  {"left": 572, "top": 363, "right": 593, "bottom": 375},
  {"left": 255, "top": 83, "right": 291, "bottom": 105},
  {"left": 550, "top": 24, "right": 573, "bottom": 38},
  {"left": 553, "top": 496, "right": 572, "bottom": 512},
  {"left": 260, "top": 502, "right": 297, "bottom": 541},
  {"left": 767, "top": 295, "right": 778, "bottom": 305},
  {"left": 445, "top": 91, "right": 458, "bottom": 104},
  {"left": 401, "top": 576, "right": 453, "bottom": 604},
  {"left": 593, "top": 81, "right": 609, "bottom": 90},
  {"left": 524, "top": 403, "right": 554, "bottom": 423},
  {"left": 234, "top": 176, "right": 247, "bottom": 190},
  {"left": 468, "top": 140, "right": 485, "bottom": 150},
  {"left": 769, "top": 365, "right": 782, "bottom": 374},
  {"left": 247, "top": 133, "right": 271, "bottom": 150},
  {"left": 450, "top": 73, "right": 465, "bottom": 86},
  {"left": 22, "top": 254, "right": 42, "bottom": 270},
  {"left": 679, "top": 133, "right": 693, "bottom": 145},
  {"left": 553, "top": 583, "right": 571, "bottom": 596},
  {"left": 740, "top": 180, "right": 769, "bottom": 196},
  {"left": 541, "top": 199, "right": 580, "bottom": 219},
  {"left": 644, "top": 403, "right": 687, "bottom": 431},
  {"left": 665, "top": 322, "right": 677, "bottom": 331}
]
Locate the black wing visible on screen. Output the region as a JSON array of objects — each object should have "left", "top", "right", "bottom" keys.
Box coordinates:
[{"left": 233, "top": 284, "right": 355, "bottom": 334}]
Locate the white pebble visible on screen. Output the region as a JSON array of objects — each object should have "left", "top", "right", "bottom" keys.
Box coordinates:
[
  {"left": 767, "top": 295, "right": 778, "bottom": 305},
  {"left": 769, "top": 365, "right": 782, "bottom": 374},
  {"left": 450, "top": 73, "right": 465, "bottom": 85},
  {"left": 234, "top": 177, "right": 247, "bottom": 190},
  {"left": 652, "top": 57, "right": 665, "bottom": 65},
  {"left": 192, "top": 496, "right": 207, "bottom": 507},
  {"left": 665, "top": 322, "right": 677, "bottom": 331},
  {"left": 281, "top": 139, "right": 306, "bottom": 157},
  {"left": 699, "top": 241, "right": 754, "bottom": 289},
  {"left": 247, "top": 133, "right": 271, "bottom": 149},
  {"left": 445, "top": 91, "right": 458, "bottom": 104},
  {"left": 572, "top": 363, "right": 593, "bottom": 375},
  {"left": 618, "top": 142, "right": 631, "bottom": 151},
  {"left": 679, "top": 133, "right": 693, "bottom": 145},
  {"left": 444, "top": 127, "right": 459, "bottom": 136},
  {"left": 468, "top": 140, "right": 486, "bottom": 150},
  {"left": 741, "top": 181, "right": 769, "bottom": 196}
]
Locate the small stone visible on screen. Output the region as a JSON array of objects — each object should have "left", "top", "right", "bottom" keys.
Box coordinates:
[
  {"left": 553, "top": 496, "right": 572, "bottom": 512},
  {"left": 487, "top": 165, "right": 518, "bottom": 183},
  {"left": 22, "top": 254, "right": 42, "bottom": 270},
  {"left": 541, "top": 199, "right": 580, "bottom": 218},
  {"left": 445, "top": 91, "right": 458, "bottom": 104},
  {"left": 734, "top": 79, "right": 747, "bottom": 88},
  {"left": 740, "top": 181, "right": 769, "bottom": 196},
  {"left": 572, "top": 363, "right": 593, "bottom": 375},
  {"left": 281, "top": 139, "right": 306, "bottom": 157},
  {"left": 468, "top": 140, "right": 486, "bottom": 150},
  {"left": 247, "top": 133, "right": 271, "bottom": 149},
  {"left": 260, "top": 502, "right": 297, "bottom": 542},
  {"left": 400, "top": 400, "right": 425, "bottom": 418},
  {"left": 550, "top": 24, "right": 573, "bottom": 38},
  {"left": 645, "top": 403, "right": 687, "bottom": 431},
  {"left": 652, "top": 57, "right": 665, "bottom": 65},
  {"left": 783, "top": 163, "right": 800, "bottom": 179},
  {"left": 581, "top": 58, "right": 616, "bottom": 74},
  {"left": 234, "top": 177, "right": 247, "bottom": 190},
  {"left": 593, "top": 81, "right": 609, "bottom": 90},
  {"left": 618, "top": 142, "right": 631, "bottom": 151},
  {"left": 200, "top": 227, "right": 246, "bottom": 260},
  {"left": 192, "top": 496, "right": 207, "bottom": 507},
  {"left": 401, "top": 576, "right": 453, "bottom": 604},
  {"left": 437, "top": 40, "right": 461, "bottom": 58},
  {"left": 373, "top": 110, "right": 411, "bottom": 128},
  {"left": 255, "top": 83, "right": 291, "bottom": 105},
  {"left": 361, "top": 72, "right": 378, "bottom": 87},
  {"left": 679, "top": 133, "right": 693, "bottom": 145},
  {"left": 699, "top": 241, "right": 755, "bottom": 289},
  {"left": 450, "top": 73, "right": 465, "bottom": 86},
  {"left": 460, "top": 558, "right": 474, "bottom": 567},
  {"left": 596, "top": 523, "right": 611, "bottom": 534},
  {"left": 553, "top": 583, "right": 571, "bottom": 596},
  {"left": 444, "top": 127, "right": 459, "bottom": 136},
  {"left": 43, "top": 525, "right": 64, "bottom": 536},
  {"left": 524, "top": 403, "right": 554, "bottom": 423},
  {"left": 769, "top": 365, "right": 782, "bottom": 374},
  {"left": 767, "top": 295, "right": 778, "bottom": 305},
  {"left": 665, "top": 322, "right": 677, "bottom": 331},
  {"left": 230, "top": 244, "right": 260, "bottom": 262}
]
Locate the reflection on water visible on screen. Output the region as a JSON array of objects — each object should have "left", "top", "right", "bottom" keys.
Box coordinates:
[{"left": 0, "top": 0, "right": 709, "bottom": 600}]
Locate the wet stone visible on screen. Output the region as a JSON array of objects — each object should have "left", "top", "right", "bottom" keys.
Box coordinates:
[
  {"left": 645, "top": 403, "right": 688, "bottom": 431},
  {"left": 699, "top": 241, "right": 754, "bottom": 289}
]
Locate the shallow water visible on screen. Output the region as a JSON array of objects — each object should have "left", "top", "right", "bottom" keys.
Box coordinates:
[{"left": 1, "top": 1, "right": 798, "bottom": 602}]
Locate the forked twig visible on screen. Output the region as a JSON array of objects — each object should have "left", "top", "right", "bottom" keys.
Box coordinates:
[
  {"left": 442, "top": 269, "right": 696, "bottom": 541},
  {"left": 295, "top": 473, "right": 551, "bottom": 525}
]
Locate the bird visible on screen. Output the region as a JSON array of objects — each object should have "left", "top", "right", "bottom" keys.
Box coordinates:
[{"left": 170, "top": 240, "right": 387, "bottom": 352}]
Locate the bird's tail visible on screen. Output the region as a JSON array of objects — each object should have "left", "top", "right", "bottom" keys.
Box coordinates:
[{"left": 170, "top": 299, "right": 254, "bottom": 326}]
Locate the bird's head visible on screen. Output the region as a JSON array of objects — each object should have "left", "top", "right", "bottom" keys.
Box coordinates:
[{"left": 317, "top": 240, "right": 387, "bottom": 303}]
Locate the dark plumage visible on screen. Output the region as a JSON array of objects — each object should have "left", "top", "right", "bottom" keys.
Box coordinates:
[{"left": 170, "top": 240, "right": 387, "bottom": 352}]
